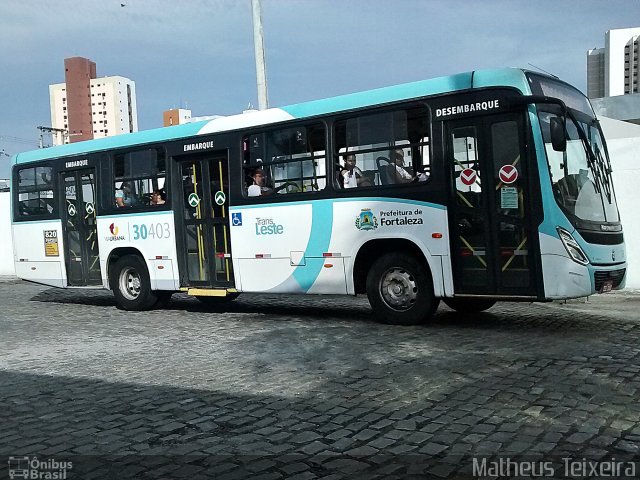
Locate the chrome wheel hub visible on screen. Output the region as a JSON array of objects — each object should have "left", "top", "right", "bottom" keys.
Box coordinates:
[
  {"left": 120, "top": 267, "right": 141, "bottom": 301},
  {"left": 379, "top": 267, "right": 417, "bottom": 311}
]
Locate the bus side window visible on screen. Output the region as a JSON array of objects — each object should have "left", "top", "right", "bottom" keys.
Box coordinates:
[
  {"left": 17, "top": 166, "right": 55, "bottom": 217},
  {"left": 113, "top": 148, "right": 166, "bottom": 209},
  {"left": 333, "top": 105, "right": 430, "bottom": 188},
  {"left": 243, "top": 123, "right": 327, "bottom": 198}
]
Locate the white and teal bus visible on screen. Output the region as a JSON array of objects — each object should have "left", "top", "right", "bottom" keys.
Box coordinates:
[{"left": 11, "top": 68, "right": 626, "bottom": 325}]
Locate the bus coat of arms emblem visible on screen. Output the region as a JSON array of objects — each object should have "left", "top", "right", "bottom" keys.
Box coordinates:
[{"left": 355, "top": 208, "right": 378, "bottom": 231}]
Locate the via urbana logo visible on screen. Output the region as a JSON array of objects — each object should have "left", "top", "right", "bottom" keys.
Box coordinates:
[
  {"left": 105, "top": 223, "right": 125, "bottom": 242},
  {"left": 8, "top": 456, "right": 73, "bottom": 479}
]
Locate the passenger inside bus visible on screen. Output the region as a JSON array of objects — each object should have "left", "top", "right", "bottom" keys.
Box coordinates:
[
  {"left": 340, "top": 154, "right": 371, "bottom": 188},
  {"left": 151, "top": 189, "right": 166, "bottom": 206},
  {"left": 115, "top": 182, "right": 136, "bottom": 207},
  {"left": 247, "top": 168, "right": 274, "bottom": 196},
  {"left": 391, "top": 150, "right": 414, "bottom": 184}
]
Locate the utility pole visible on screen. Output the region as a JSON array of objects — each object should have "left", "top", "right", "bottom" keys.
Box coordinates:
[
  {"left": 252, "top": 0, "right": 269, "bottom": 110},
  {"left": 37, "top": 126, "right": 67, "bottom": 148}
]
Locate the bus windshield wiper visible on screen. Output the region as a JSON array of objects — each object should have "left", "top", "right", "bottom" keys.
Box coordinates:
[{"left": 567, "top": 111, "right": 603, "bottom": 195}]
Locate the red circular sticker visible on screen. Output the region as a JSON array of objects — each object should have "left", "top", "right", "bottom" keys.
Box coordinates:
[
  {"left": 460, "top": 168, "right": 477, "bottom": 186},
  {"left": 499, "top": 165, "right": 518, "bottom": 184}
]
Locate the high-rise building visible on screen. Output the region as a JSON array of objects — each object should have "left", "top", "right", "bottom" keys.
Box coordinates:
[
  {"left": 49, "top": 57, "right": 138, "bottom": 145},
  {"left": 587, "top": 27, "right": 640, "bottom": 99},
  {"left": 163, "top": 108, "right": 192, "bottom": 126}
]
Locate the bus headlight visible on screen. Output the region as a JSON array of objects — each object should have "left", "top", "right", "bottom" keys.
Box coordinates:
[{"left": 557, "top": 227, "right": 589, "bottom": 265}]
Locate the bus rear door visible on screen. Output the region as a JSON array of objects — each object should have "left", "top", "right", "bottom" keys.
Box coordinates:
[{"left": 175, "top": 152, "right": 235, "bottom": 290}]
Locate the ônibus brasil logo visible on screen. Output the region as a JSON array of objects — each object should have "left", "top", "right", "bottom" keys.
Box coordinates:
[{"left": 106, "top": 223, "right": 125, "bottom": 241}]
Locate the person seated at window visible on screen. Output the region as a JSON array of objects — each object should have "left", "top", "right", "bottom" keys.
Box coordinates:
[
  {"left": 341, "top": 154, "right": 371, "bottom": 188},
  {"left": 115, "top": 182, "right": 136, "bottom": 207},
  {"left": 392, "top": 150, "right": 414, "bottom": 184},
  {"left": 416, "top": 167, "right": 430, "bottom": 182},
  {"left": 247, "top": 168, "right": 274, "bottom": 196},
  {"left": 151, "top": 188, "right": 166, "bottom": 205}
]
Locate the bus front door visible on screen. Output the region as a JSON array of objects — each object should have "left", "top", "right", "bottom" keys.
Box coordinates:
[
  {"left": 445, "top": 113, "right": 540, "bottom": 298},
  {"left": 60, "top": 168, "right": 102, "bottom": 286},
  {"left": 177, "top": 153, "right": 234, "bottom": 289}
]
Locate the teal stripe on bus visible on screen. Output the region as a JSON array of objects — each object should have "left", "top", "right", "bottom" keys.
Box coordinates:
[
  {"left": 229, "top": 197, "right": 447, "bottom": 211},
  {"left": 13, "top": 121, "right": 209, "bottom": 164},
  {"left": 281, "top": 73, "right": 473, "bottom": 119},
  {"left": 98, "top": 210, "right": 173, "bottom": 219},
  {"left": 291, "top": 200, "right": 334, "bottom": 292}
]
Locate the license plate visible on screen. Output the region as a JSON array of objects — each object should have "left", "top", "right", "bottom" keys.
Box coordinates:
[{"left": 600, "top": 280, "right": 613, "bottom": 293}]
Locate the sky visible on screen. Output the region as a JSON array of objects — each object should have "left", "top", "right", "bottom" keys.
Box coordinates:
[{"left": 1, "top": 0, "right": 639, "bottom": 178}]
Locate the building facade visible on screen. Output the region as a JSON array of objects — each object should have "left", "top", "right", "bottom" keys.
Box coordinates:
[
  {"left": 587, "top": 27, "right": 640, "bottom": 99},
  {"left": 49, "top": 57, "right": 138, "bottom": 145},
  {"left": 162, "top": 108, "right": 192, "bottom": 127}
]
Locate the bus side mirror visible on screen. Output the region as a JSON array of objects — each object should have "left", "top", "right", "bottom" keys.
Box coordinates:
[{"left": 550, "top": 117, "right": 566, "bottom": 152}]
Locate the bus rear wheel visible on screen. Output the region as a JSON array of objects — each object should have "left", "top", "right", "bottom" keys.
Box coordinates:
[
  {"left": 443, "top": 298, "right": 496, "bottom": 313},
  {"left": 154, "top": 291, "right": 174, "bottom": 309},
  {"left": 111, "top": 255, "right": 158, "bottom": 311},
  {"left": 366, "top": 252, "right": 439, "bottom": 325}
]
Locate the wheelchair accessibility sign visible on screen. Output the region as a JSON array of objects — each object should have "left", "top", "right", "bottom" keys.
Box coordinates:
[{"left": 231, "top": 213, "right": 242, "bottom": 226}]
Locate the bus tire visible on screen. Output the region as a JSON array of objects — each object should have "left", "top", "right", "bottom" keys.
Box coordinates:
[
  {"left": 366, "top": 252, "right": 439, "bottom": 325},
  {"left": 111, "top": 255, "right": 158, "bottom": 311},
  {"left": 154, "top": 291, "right": 174, "bottom": 309},
  {"left": 443, "top": 298, "right": 496, "bottom": 313}
]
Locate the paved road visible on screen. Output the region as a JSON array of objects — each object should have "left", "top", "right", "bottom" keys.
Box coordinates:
[{"left": 1, "top": 280, "right": 639, "bottom": 479}]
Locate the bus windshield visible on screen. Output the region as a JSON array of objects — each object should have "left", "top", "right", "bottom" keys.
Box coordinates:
[{"left": 538, "top": 109, "right": 619, "bottom": 224}]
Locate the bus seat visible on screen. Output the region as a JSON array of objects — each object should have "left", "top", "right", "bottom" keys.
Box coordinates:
[{"left": 376, "top": 157, "right": 395, "bottom": 185}]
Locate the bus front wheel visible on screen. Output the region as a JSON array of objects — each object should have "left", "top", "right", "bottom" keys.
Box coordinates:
[
  {"left": 366, "top": 252, "right": 439, "bottom": 325},
  {"left": 111, "top": 255, "right": 158, "bottom": 311}
]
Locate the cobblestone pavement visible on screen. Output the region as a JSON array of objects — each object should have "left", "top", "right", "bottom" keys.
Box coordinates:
[{"left": 1, "top": 279, "right": 639, "bottom": 479}]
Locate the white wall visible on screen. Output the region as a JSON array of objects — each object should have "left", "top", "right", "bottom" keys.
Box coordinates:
[
  {"left": 0, "top": 191, "right": 15, "bottom": 276},
  {"left": 600, "top": 117, "right": 640, "bottom": 289}
]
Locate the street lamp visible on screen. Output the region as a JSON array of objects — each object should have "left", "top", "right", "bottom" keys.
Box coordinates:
[{"left": 252, "top": 0, "right": 269, "bottom": 110}]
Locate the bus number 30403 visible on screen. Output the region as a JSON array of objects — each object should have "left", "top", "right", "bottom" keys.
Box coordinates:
[{"left": 132, "top": 222, "right": 171, "bottom": 240}]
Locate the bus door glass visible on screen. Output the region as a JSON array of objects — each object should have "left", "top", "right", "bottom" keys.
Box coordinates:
[
  {"left": 178, "top": 154, "right": 234, "bottom": 288},
  {"left": 60, "top": 168, "right": 101, "bottom": 286},
  {"left": 446, "top": 113, "right": 537, "bottom": 296}
]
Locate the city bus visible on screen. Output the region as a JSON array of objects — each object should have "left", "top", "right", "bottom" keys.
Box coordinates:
[{"left": 11, "top": 68, "right": 626, "bottom": 325}]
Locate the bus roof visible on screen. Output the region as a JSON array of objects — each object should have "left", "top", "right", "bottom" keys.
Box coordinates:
[{"left": 13, "top": 68, "right": 533, "bottom": 166}]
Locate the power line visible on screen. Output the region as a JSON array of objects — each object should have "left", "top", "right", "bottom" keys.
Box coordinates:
[{"left": 0, "top": 135, "right": 40, "bottom": 147}]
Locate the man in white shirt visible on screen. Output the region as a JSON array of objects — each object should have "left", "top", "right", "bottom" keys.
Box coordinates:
[
  {"left": 247, "top": 168, "right": 274, "bottom": 197},
  {"left": 341, "top": 154, "right": 371, "bottom": 188},
  {"left": 392, "top": 150, "right": 414, "bottom": 183}
]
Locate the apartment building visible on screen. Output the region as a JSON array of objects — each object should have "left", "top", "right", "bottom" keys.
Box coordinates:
[
  {"left": 587, "top": 27, "right": 640, "bottom": 99},
  {"left": 49, "top": 57, "right": 138, "bottom": 145}
]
